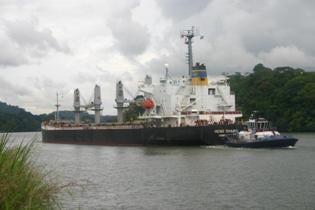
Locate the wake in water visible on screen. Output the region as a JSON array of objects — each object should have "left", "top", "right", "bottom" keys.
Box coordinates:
[{"left": 201, "top": 145, "right": 229, "bottom": 150}]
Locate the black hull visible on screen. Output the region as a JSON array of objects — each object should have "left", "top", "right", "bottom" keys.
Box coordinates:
[
  {"left": 226, "top": 137, "right": 298, "bottom": 148},
  {"left": 42, "top": 125, "right": 241, "bottom": 146}
]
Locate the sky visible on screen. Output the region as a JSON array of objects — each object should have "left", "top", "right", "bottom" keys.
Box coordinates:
[{"left": 1, "top": 0, "right": 315, "bottom": 115}]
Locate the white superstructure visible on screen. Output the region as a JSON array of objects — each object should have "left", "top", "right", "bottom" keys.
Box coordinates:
[
  {"left": 129, "top": 27, "right": 242, "bottom": 126},
  {"left": 238, "top": 117, "right": 280, "bottom": 141},
  {"left": 136, "top": 68, "right": 242, "bottom": 126}
]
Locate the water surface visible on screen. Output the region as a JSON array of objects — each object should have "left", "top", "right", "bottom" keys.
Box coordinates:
[{"left": 8, "top": 132, "right": 315, "bottom": 210}]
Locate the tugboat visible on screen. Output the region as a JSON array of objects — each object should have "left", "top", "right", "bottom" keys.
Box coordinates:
[{"left": 226, "top": 112, "right": 298, "bottom": 148}]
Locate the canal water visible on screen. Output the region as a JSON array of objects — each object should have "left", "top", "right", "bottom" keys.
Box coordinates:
[{"left": 8, "top": 132, "right": 315, "bottom": 209}]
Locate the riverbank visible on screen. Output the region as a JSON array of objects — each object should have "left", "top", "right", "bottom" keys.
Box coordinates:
[{"left": 0, "top": 134, "right": 61, "bottom": 209}]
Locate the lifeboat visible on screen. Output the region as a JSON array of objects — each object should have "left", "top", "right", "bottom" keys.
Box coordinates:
[{"left": 142, "top": 98, "right": 154, "bottom": 109}]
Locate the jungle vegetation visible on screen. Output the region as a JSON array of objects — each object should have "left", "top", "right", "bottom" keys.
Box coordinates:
[{"left": 229, "top": 64, "right": 315, "bottom": 132}]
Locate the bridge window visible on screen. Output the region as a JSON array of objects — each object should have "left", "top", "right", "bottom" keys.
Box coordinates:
[{"left": 208, "top": 88, "right": 215, "bottom": 95}]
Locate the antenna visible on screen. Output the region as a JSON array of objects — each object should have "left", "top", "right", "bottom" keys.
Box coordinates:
[
  {"left": 55, "top": 92, "right": 61, "bottom": 121},
  {"left": 180, "top": 26, "right": 204, "bottom": 78}
]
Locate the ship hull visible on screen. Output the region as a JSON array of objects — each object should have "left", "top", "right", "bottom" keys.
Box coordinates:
[{"left": 42, "top": 125, "right": 241, "bottom": 146}]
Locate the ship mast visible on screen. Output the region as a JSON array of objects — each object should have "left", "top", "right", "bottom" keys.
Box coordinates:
[
  {"left": 55, "top": 92, "right": 60, "bottom": 121},
  {"left": 180, "top": 26, "right": 203, "bottom": 78}
]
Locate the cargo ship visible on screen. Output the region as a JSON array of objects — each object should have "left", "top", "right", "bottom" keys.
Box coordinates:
[{"left": 42, "top": 27, "right": 243, "bottom": 146}]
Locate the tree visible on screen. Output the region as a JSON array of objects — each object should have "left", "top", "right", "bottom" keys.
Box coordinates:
[{"left": 229, "top": 64, "right": 315, "bottom": 131}]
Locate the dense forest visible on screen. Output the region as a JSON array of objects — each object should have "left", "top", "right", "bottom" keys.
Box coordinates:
[
  {"left": 0, "top": 102, "right": 42, "bottom": 132},
  {"left": 229, "top": 64, "right": 315, "bottom": 132},
  {"left": 0, "top": 64, "right": 314, "bottom": 132},
  {"left": 0, "top": 102, "right": 116, "bottom": 132}
]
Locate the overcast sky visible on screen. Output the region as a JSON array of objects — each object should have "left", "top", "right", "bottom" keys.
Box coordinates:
[{"left": 1, "top": 0, "right": 315, "bottom": 115}]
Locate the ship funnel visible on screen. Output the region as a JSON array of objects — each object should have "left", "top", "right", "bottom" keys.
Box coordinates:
[
  {"left": 115, "top": 81, "right": 125, "bottom": 123},
  {"left": 73, "top": 89, "right": 81, "bottom": 124},
  {"left": 93, "top": 85, "right": 102, "bottom": 124}
]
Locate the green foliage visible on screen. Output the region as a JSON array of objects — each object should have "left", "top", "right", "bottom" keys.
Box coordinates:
[
  {"left": 0, "top": 134, "right": 61, "bottom": 209},
  {"left": 0, "top": 102, "right": 117, "bottom": 132},
  {"left": 229, "top": 64, "right": 315, "bottom": 132},
  {"left": 123, "top": 102, "right": 145, "bottom": 122},
  {"left": 0, "top": 102, "right": 42, "bottom": 132}
]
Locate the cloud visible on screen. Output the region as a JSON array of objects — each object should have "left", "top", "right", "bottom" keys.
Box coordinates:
[
  {"left": 5, "top": 19, "right": 70, "bottom": 53},
  {"left": 0, "top": 18, "right": 70, "bottom": 67},
  {"left": 236, "top": 0, "right": 315, "bottom": 56},
  {"left": 155, "top": 0, "right": 212, "bottom": 20},
  {"left": 258, "top": 46, "right": 315, "bottom": 69},
  {"left": 0, "top": 77, "right": 30, "bottom": 96},
  {"left": 107, "top": 2, "right": 150, "bottom": 57},
  {"left": 109, "top": 19, "right": 150, "bottom": 57},
  {"left": 0, "top": 77, "right": 31, "bottom": 107},
  {"left": 0, "top": 35, "right": 27, "bottom": 66}
]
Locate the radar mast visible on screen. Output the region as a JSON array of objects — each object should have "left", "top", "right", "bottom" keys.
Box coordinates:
[{"left": 180, "top": 26, "right": 203, "bottom": 78}]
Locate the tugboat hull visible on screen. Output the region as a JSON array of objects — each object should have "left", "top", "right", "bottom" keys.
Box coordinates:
[{"left": 226, "top": 136, "right": 298, "bottom": 148}]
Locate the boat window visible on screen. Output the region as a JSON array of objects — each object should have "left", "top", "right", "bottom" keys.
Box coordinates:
[
  {"left": 156, "top": 106, "right": 161, "bottom": 114},
  {"left": 208, "top": 88, "right": 215, "bottom": 95}
]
